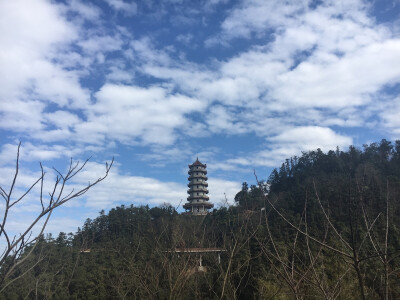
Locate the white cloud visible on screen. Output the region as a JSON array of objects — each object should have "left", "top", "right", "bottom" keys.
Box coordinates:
[
  {"left": 204, "top": 0, "right": 229, "bottom": 10},
  {"left": 219, "top": 0, "right": 306, "bottom": 39},
  {"left": 217, "top": 0, "right": 374, "bottom": 42},
  {"left": 0, "top": 99, "right": 45, "bottom": 133},
  {"left": 132, "top": 38, "right": 174, "bottom": 66},
  {"left": 106, "top": 65, "right": 135, "bottom": 83},
  {"left": 0, "top": 0, "right": 84, "bottom": 102},
  {"left": 0, "top": 143, "right": 82, "bottom": 166},
  {"left": 104, "top": 0, "right": 137, "bottom": 16},
  {"left": 176, "top": 34, "right": 194, "bottom": 45},
  {"left": 30, "top": 60, "right": 89, "bottom": 108},
  {"left": 379, "top": 96, "right": 400, "bottom": 139},
  {"left": 271, "top": 40, "right": 400, "bottom": 109},
  {"left": 269, "top": 126, "right": 352, "bottom": 150},
  {"left": 0, "top": 0, "right": 77, "bottom": 52},
  {"left": 209, "top": 4, "right": 398, "bottom": 112},
  {"left": 261, "top": 126, "right": 352, "bottom": 165},
  {"left": 78, "top": 35, "right": 124, "bottom": 54},
  {"left": 66, "top": 161, "right": 185, "bottom": 208},
  {"left": 206, "top": 106, "right": 248, "bottom": 134},
  {"left": 223, "top": 126, "right": 353, "bottom": 168},
  {"left": 208, "top": 178, "right": 242, "bottom": 206},
  {"left": 67, "top": 0, "right": 102, "bottom": 21},
  {"left": 139, "top": 145, "right": 193, "bottom": 167},
  {"left": 74, "top": 84, "right": 206, "bottom": 146},
  {"left": 44, "top": 110, "right": 82, "bottom": 129},
  {"left": 0, "top": 0, "right": 91, "bottom": 139},
  {"left": 134, "top": 0, "right": 400, "bottom": 141}
]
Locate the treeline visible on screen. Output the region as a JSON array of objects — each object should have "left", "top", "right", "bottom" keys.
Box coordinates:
[{"left": 1, "top": 139, "right": 400, "bottom": 299}]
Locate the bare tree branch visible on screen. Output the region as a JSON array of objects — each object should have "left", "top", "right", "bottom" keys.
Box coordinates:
[{"left": 0, "top": 143, "right": 113, "bottom": 290}]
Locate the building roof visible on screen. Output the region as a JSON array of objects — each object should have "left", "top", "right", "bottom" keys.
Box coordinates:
[{"left": 189, "top": 157, "right": 206, "bottom": 168}]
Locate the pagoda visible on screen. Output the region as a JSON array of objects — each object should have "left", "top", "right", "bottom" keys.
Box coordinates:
[{"left": 183, "top": 158, "right": 213, "bottom": 215}]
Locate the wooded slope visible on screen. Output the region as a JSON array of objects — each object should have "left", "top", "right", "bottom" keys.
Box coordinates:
[{"left": 2, "top": 139, "right": 400, "bottom": 299}]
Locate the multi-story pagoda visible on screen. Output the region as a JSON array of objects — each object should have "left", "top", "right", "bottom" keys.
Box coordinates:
[{"left": 183, "top": 158, "right": 213, "bottom": 215}]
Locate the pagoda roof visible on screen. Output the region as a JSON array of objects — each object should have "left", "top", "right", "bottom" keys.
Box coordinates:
[{"left": 189, "top": 157, "right": 206, "bottom": 168}]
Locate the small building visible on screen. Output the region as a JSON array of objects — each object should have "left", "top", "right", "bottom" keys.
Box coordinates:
[{"left": 183, "top": 158, "right": 214, "bottom": 215}]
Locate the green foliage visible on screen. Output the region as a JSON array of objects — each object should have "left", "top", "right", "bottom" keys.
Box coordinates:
[
  {"left": 234, "top": 182, "right": 266, "bottom": 210},
  {"left": 2, "top": 139, "right": 400, "bottom": 299}
]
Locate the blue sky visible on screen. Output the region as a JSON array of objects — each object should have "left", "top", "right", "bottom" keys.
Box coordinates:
[{"left": 1, "top": 0, "right": 400, "bottom": 235}]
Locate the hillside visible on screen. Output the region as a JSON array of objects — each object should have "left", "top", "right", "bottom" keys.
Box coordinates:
[{"left": 1, "top": 139, "right": 400, "bottom": 299}]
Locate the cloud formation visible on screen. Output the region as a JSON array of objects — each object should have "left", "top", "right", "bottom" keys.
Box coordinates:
[{"left": 1, "top": 0, "right": 399, "bottom": 236}]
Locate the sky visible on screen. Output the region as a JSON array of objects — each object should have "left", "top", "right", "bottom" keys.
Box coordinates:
[{"left": 1, "top": 0, "right": 400, "bottom": 236}]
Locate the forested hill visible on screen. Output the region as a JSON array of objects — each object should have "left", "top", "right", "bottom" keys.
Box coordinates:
[
  {"left": 1, "top": 140, "right": 400, "bottom": 299},
  {"left": 269, "top": 139, "right": 400, "bottom": 193}
]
